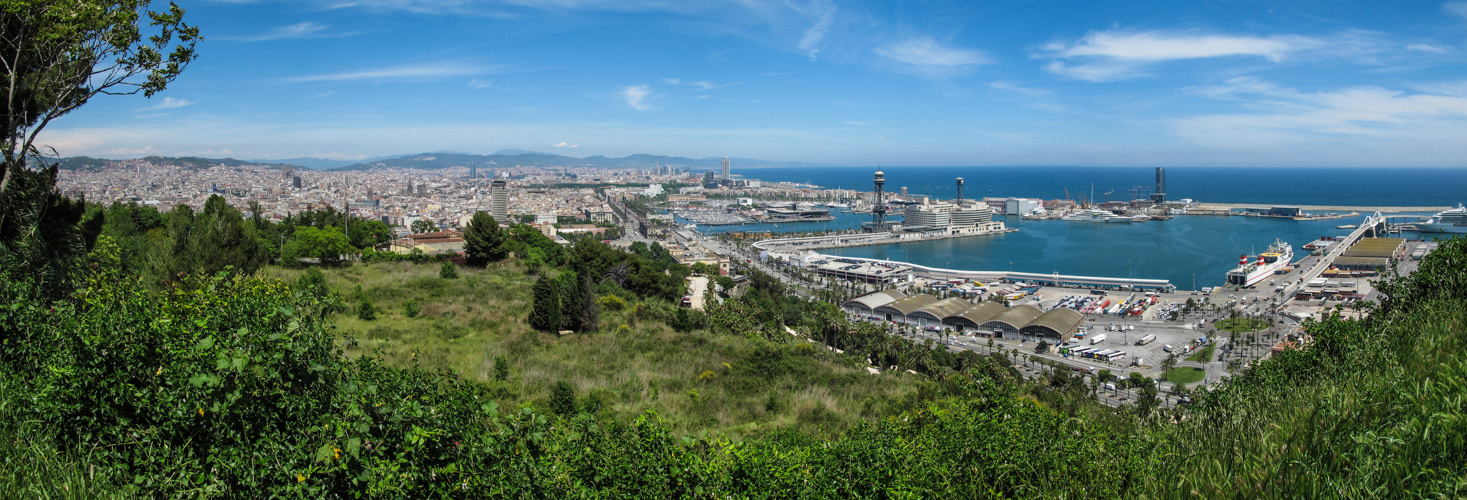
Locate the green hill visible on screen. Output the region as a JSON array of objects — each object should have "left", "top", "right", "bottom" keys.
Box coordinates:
[{"left": 3, "top": 220, "right": 1466, "bottom": 497}]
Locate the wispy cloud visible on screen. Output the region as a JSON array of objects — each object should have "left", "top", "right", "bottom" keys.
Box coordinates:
[
  {"left": 1042, "top": 30, "right": 1329, "bottom": 81},
  {"left": 621, "top": 85, "right": 653, "bottom": 111},
  {"left": 224, "top": 22, "right": 356, "bottom": 42},
  {"left": 1447, "top": 1, "right": 1467, "bottom": 21},
  {"left": 662, "top": 78, "right": 737, "bottom": 91},
  {"left": 874, "top": 37, "right": 989, "bottom": 77},
  {"left": 797, "top": 0, "right": 836, "bottom": 60},
  {"left": 987, "top": 81, "right": 1066, "bottom": 112},
  {"left": 312, "top": 90, "right": 336, "bottom": 98},
  {"left": 1174, "top": 76, "right": 1467, "bottom": 151},
  {"left": 552, "top": 141, "right": 579, "bottom": 148},
  {"left": 1407, "top": 43, "right": 1449, "bottom": 54},
  {"left": 277, "top": 62, "right": 491, "bottom": 83},
  {"left": 467, "top": 78, "right": 501, "bottom": 90},
  {"left": 135, "top": 97, "right": 197, "bottom": 111}
]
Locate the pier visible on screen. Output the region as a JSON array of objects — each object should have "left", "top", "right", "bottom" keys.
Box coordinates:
[
  {"left": 803, "top": 254, "right": 1175, "bottom": 292},
  {"left": 752, "top": 225, "right": 1014, "bottom": 252},
  {"left": 1277, "top": 212, "right": 1389, "bottom": 307}
]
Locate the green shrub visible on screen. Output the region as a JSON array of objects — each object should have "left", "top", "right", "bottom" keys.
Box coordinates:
[
  {"left": 551, "top": 381, "right": 577, "bottom": 416},
  {"left": 439, "top": 260, "right": 459, "bottom": 279},
  {"left": 402, "top": 298, "right": 421, "bottom": 318},
  {"left": 493, "top": 356, "right": 510, "bottom": 382},
  {"left": 357, "top": 297, "right": 377, "bottom": 320}
]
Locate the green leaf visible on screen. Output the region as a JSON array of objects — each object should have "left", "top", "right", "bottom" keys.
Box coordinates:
[
  {"left": 346, "top": 437, "right": 361, "bottom": 458},
  {"left": 196, "top": 336, "right": 215, "bottom": 350}
]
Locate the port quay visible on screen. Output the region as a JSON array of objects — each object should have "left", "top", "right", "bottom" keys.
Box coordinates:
[{"left": 735, "top": 165, "right": 1432, "bottom": 322}]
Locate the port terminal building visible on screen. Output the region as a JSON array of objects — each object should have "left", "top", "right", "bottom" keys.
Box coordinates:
[{"left": 843, "top": 292, "right": 1084, "bottom": 343}]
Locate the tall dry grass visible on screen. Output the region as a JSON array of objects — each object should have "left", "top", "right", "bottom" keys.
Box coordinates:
[{"left": 270, "top": 261, "right": 928, "bottom": 439}]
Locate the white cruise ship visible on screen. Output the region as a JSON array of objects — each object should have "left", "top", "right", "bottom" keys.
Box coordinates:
[
  {"left": 1062, "top": 208, "right": 1132, "bottom": 223},
  {"left": 1225, "top": 239, "right": 1294, "bottom": 288},
  {"left": 1416, "top": 204, "right": 1467, "bottom": 234}
]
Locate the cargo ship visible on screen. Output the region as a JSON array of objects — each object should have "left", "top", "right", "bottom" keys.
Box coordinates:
[{"left": 1225, "top": 239, "right": 1294, "bottom": 288}]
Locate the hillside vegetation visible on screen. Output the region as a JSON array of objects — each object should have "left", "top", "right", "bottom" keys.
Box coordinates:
[
  {"left": 2, "top": 185, "right": 1465, "bottom": 496},
  {"left": 268, "top": 261, "right": 935, "bottom": 439}
]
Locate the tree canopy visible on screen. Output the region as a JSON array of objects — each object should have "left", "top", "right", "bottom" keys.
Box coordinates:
[{"left": 463, "top": 211, "right": 505, "bottom": 266}]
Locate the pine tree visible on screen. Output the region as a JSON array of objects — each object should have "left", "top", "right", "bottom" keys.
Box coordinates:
[
  {"left": 530, "top": 274, "right": 561, "bottom": 332},
  {"left": 464, "top": 211, "right": 506, "bottom": 266}
]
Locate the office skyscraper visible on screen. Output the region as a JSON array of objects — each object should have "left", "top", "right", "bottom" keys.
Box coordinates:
[
  {"left": 490, "top": 180, "right": 508, "bottom": 222},
  {"left": 720, "top": 157, "right": 730, "bottom": 181}
]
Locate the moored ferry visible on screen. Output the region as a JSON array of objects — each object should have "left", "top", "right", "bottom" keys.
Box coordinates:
[{"left": 1225, "top": 239, "right": 1294, "bottom": 288}]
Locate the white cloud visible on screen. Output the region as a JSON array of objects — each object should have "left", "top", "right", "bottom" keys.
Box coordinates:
[
  {"left": 552, "top": 141, "right": 579, "bottom": 148},
  {"left": 225, "top": 22, "right": 354, "bottom": 42},
  {"left": 1174, "top": 77, "right": 1467, "bottom": 154},
  {"left": 467, "top": 78, "right": 499, "bottom": 89},
  {"left": 278, "top": 62, "right": 491, "bottom": 83},
  {"left": 662, "top": 78, "right": 736, "bottom": 91},
  {"left": 1407, "top": 43, "right": 1449, "bottom": 54},
  {"left": 1051, "top": 31, "right": 1313, "bottom": 62},
  {"left": 1042, "top": 30, "right": 1332, "bottom": 82},
  {"left": 876, "top": 37, "right": 988, "bottom": 67},
  {"left": 312, "top": 90, "right": 336, "bottom": 98},
  {"left": 1447, "top": 1, "right": 1467, "bottom": 20},
  {"left": 134, "top": 97, "right": 197, "bottom": 111},
  {"left": 797, "top": 0, "right": 836, "bottom": 60},
  {"left": 621, "top": 85, "right": 652, "bottom": 110}
]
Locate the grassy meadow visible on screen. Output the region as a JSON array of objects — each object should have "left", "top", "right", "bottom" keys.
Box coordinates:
[{"left": 269, "top": 261, "right": 928, "bottom": 439}]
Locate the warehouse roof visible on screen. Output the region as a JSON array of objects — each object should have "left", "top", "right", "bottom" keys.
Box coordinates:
[
  {"left": 947, "top": 302, "right": 1007, "bottom": 325},
  {"left": 982, "top": 305, "right": 1042, "bottom": 329},
  {"left": 911, "top": 297, "right": 973, "bottom": 320},
  {"left": 875, "top": 294, "right": 940, "bottom": 316},
  {"left": 1021, "top": 308, "right": 1084, "bottom": 338},
  {"left": 842, "top": 290, "right": 906, "bottom": 312},
  {"left": 1343, "top": 238, "right": 1405, "bottom": 259}
]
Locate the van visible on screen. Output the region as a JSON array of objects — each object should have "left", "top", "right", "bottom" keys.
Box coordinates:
[
  {"left": 1103, "top": 383, "right": 1116, "bottom": 391},
  {"left": 1163, "top": 344, "right": 1174, "bottom": 353}
]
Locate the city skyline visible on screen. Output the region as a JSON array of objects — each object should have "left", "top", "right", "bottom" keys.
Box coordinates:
[{"left": 35, "top": 0, "right": 1467, "bottom": 167}]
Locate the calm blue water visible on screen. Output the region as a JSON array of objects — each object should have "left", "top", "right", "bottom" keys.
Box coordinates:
[
  {"left": 696, "top": 166, "right": 1463, "bottom": 288},
  {"left": 736, "top": 166, "right": 1466, "bottom": 207}
]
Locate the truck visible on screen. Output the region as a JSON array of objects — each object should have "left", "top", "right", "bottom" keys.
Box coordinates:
[
  {"left": 1136, "top": 334, "right": 1156, "bottom": 346},
  {"left": 1090, "top": 333, "right": 1108, "bottom": 345}
]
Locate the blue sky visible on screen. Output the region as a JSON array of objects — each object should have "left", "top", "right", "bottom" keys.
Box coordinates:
[{"left": 41, "top": 0, "right": 1467, "bottom": 166}]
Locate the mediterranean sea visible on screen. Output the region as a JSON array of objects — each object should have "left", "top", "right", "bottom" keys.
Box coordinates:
[{"left": 694, "top": 166, "right": 1463, "bottom": 288}]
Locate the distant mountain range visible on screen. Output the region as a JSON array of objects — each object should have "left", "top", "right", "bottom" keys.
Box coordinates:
[
  {"left": 329, "top": 152, "right": 804, "bottom": 171},
  {"left": 50, "top": 151, "right": 808, "bottom": 172}
]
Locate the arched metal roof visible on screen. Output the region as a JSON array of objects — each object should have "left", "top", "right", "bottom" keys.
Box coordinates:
[
  {"left": 946, "top": 302, "right": 1007, "bottom": 326},
  {"left": 841, "top": 290, "right": 906, "bottom": 313},
  {"left": 874, "top": 294, "right": 939, "bottom": 316},
  {"left": 979, "top": 304, "right": 1042, "bottom": 330},
  {"left": 909, "top": 297, "right": 972, "bottom": 321},
  {"left": 1020, "top": 308, "right": 1084, "bottom": 338}
]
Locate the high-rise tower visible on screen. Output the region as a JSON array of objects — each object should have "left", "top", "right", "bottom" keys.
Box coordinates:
[
  {"left": 490, "top": 180, "right": 508, "bottom": 222},
  {"left": 1150, "top": 167, "right": 1167, "bottom": 203},
  {"left": 872, "top": 169, "right": 887, "bottom": 227},
  {"left": 955, "top": 177, "right": 964, "bottom": 203},
  {"left": 720, "top": 157, "right": 730, "bottom": 181}
]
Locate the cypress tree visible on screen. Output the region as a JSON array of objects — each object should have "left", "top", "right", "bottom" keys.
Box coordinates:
[
  {"left": 530, "top": 274, "right": 561, "bottom": 332},
  {"left": 558, "top": 271, "right": 582, "bottom": 331}
]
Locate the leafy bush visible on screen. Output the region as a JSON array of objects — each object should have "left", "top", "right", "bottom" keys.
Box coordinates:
[
  {"left": 493, "top": 356, "right": 509, "bottom": 382},
  {"left": 358, "top": 297, "right": 377, "bottom": 320},
  {"left": 550, "top": 381, "right": 577, "bottom": 416},
  {"left": 438, "top": 260, "right": 458, "bottom": 279}
]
